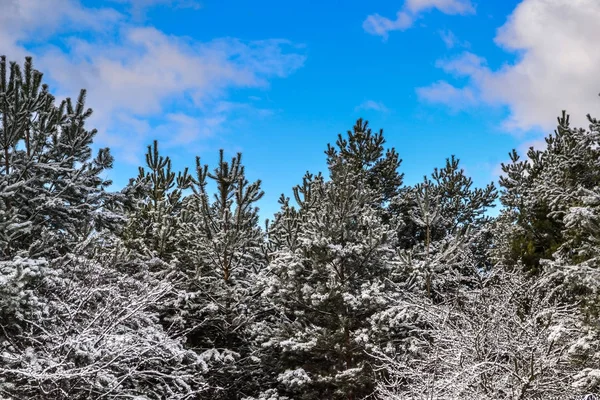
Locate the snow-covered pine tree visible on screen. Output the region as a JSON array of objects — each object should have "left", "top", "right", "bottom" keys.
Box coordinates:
[
  {"left": 497, "top": 111, "right": 600, "bottom": 274},
  {"left": 498, "top": 111, "right": 600, "bottom": 297},
  {"left": 395, "top": 156, "right": 496, "bottom": 250},
  {"left": 0, "top": 56, "right": 117, "bottom": 343},
  {"left": 121, "top": 140, "right": 191, "bottom": 262},
  {"left": 393, "top": 156, "right": 497, "bottom": 302},
  {"left": 0, "top": 56, "right": 119, "bottom": 261},
  {"left": 265, "top": 171, "right": 325, "bottom": 258},
  {"left": 0, "top": 57, "right": 208, "bottom": 399},
  {"left": 186, "top": 150, "right": 264, "bottom": 282},
  {"left": 494, "top": 109, "right": 600, "bottom": 393},
  {"left": 167, "top": 150, "right": 266, "bottom": 399},
  {"left": 254, "top": 120, "right": 402, "bottom": 399},
  {"left": 367, "top": 156, "right": 499, "bottom": 397},
  {"left": 325, "top": 118, "right": 403, "bottom": 207}
]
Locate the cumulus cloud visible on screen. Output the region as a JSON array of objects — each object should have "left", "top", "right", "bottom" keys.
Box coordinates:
[
  {"left": 355, "top": 100, "right": 390, "bottom": 113},
  {"left": 417, "top": 0, "right": 600, "bottom": 132},
  {"left": 0, "top": 0, "right": 306, "bottom": 163},
  {"left": 363, "top": 0, "right": 475, "bottom": 39}
]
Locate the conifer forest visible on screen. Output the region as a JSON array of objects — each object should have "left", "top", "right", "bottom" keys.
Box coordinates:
[{"left": 2, "top": 56, "right": 600, "bottom": 400}]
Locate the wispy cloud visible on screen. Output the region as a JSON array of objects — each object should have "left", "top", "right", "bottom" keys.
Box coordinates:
[
  {"left": 417, "top": 0, "right": 600, "bottom": 134},
  {"left": 1, "top": 0, "right": 306, "bottom": 163},
  {"left": 108, "top": 0, "right": 202, "bottom": 19},
  {"left": 416, "top": 80, "right": 476, "bottom": 111},
  {"left": 439, "top": 29, "right": 470, "bottom": 49},
  {"left": 435, "top": 52, "right": 486, "bottom": 77},
  {"left": 355, "top": 100, "right": 390, "bottom": 113},
  {"left": 110, "top": 0, "right": 202, "bottom": 10},
  {"left": 363, "top": 0, "right": 475, "bottom": 39},
  {"left": 363, "top": 12, "right": 413, "bottom": 39}
]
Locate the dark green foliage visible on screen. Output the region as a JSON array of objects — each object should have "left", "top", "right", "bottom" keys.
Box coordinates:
[
  {"left": 0, "top": 57, "right": 117, "bottom": 260},
  {"left": 395, "top": 155, "right": 497, "bottom": 250},
  {"left": 326, "top": 118, "right": 403, "bottom": 205},
  {"left": 0, "top": 57, "right": 209, "bottom": 399},
  {"left": 499, "top": 111, "right": 600, "bottom": 273},
  {"left": 172, "top": 150, "right": 266, "bottom": 399},
  {"left": 122, "top": 140, "right": 191, "bottom": 261},
  {"left": 256, "top": 122, "right": 404, "bottom": 400},
  {"left": 9, "top": 53, "right": 600, "bottom": 400},
  {"left": 188, "top": 149, "right": 264, "bottom": 282},
  {"left": 390, "top": 156, "right": 497, "bottom": 302},
  {"left": 266, "top": 171, "right": 325, "bottom": 256}
]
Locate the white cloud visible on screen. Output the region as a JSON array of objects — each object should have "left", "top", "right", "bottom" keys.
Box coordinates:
[
  {"left": 110, "top": 0, "right": 201, "bottom": 9},
  {"left": 0, "top": 0, "right": 120, "bottom": 57},
  {"left": 363, "top": 0, "right": 475, "bottom": 39},
  {"left": 439, "top": 29, "right": 470, "bottom": 49},
  {"left": 416, "top": 80, "right": 476, "bottom": 111},
  {"left": 108, "top": 0, "right": 202, "bottom": 19},
  {"left": 0, "top": 0, "right": 305, "bottom": 163},
  {"left": 405, "top": 0, "right": 475, "bottom": 14},
  {"left": 435, "top": 52, "right": 486, "bottom": 77},
  {"left": 41, "top": 29, "right": 304, "bottom": 116},
  {"left": 355, "top": 100, "right": 390, "bottom": 113},
  {"left": 363, "top": 12, "right": 413, "bottom": 38},
  {"left": 156, "top": 112, "right": 225, "bottom": 147},
  {"left": 418, "top": 0, "right": 600, "bottom": 133}
]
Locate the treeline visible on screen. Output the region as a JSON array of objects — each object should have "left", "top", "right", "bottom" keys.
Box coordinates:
[{"left": 1, "top": 57, "right": 599, "bottom": 399}]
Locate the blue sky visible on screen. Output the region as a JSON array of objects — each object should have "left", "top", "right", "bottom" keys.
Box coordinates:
[{"left": 4, "top": 0, "right": 600, "bottom": 219}]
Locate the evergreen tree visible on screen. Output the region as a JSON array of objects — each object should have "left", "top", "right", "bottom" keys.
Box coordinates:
[
  {"left": 122, "top": 140, "right": 191, "bottom": 262},
  {"left": 0, "top": 56, "right": 119, "bottom": 340},
  {"left": 393, "top": 156, "right": 497, "bottom": 301},
  {"left": 493, "top": 109, "right": 600, "bottom": 394},
  {"left": 255, "top": 121, "right": 401, "bottom": 399},
  {"left": 8, "top": 52, "right": 600, "bottom": 400},
  {"left": 170, "top": 150, "right": 266, "bottom": 399},
  {"left": 0, "top": 57, "right": 207, "bottom": 399},
  {"left": 395, "top": 156, "right": 496, "bottom": 249},
  {"left": 186, "top": 150, "right": 264, "bottom": 283},
  {"left": 498, "top": 111, "right": 600, "bottom": 274},
  {"left": 498, "top": 110, "right": 600, "bottom": 310},
  {"left": 0, "top": 57, "right": 118, "bottom": 260},
  {"left": 325, "top": 118, "right": 403, "bottom": 206}
]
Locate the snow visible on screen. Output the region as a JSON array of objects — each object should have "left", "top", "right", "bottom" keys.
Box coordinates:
[{"left": 2, "top": 62, "right": 600, "bottom": 398}]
